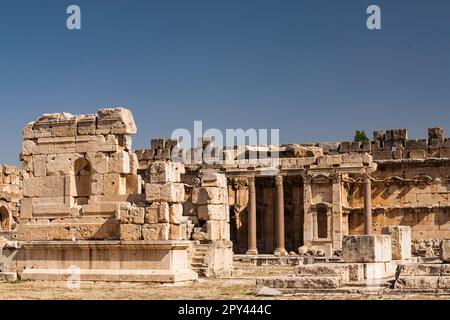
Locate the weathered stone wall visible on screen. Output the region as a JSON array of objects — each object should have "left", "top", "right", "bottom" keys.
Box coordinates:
[
  {"left": 17, "top": 108, "right": 142, "bottom": 241},
  {"left": 347, "top": 158, "right": 450, "bottom": 240},
  {"left": 0, "top": 165, "right": 22, "bottom": 233}
]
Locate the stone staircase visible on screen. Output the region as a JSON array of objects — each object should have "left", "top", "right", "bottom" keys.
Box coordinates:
[{"left": 190, "top": 243, "right": 210, "bottom": 277}]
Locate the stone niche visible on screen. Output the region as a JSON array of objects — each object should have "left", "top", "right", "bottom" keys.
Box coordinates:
[{"left": 342, "top": 235, "right": 392, "bottom": 263}]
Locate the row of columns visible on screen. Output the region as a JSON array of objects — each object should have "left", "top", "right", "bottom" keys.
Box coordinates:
[{"left": 245, "top": 174, "right": 373, "bottom": 255}]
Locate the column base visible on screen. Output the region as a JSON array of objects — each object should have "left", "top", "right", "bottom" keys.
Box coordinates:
[
  {"left": 274, "top": 247, "right": 288, "bottom": 256},
  {"left": 246, "top": 249, "right": 258, "bottom": 255}
]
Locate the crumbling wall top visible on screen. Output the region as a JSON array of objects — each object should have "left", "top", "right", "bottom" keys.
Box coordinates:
[{"left": 23, "top": 107, "right": 136, "bottom": 140}]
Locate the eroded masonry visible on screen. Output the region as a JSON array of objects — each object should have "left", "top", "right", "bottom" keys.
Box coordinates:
[{"left": 0, "top": 108, "right": 449, "bottom": 291}]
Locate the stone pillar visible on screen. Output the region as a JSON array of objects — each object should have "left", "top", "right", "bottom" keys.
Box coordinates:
[
  {"left": 246, "top": 176, "right": 258, "bottom": 255},
  {"left": 363, "top": 176, "right": 373, "bottom": 235},
  {"left": 331, "top": 173, "right": 343, "bottom": 250},
  {"left": 302, "top": 175, "right": 313, "bottom": 247},
  {"left": 274, "top": 176, "right": 287, "bottom": 255}
]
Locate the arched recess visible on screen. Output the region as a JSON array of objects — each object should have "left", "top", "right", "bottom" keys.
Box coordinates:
[
  {"left": 74, "top": 158, "right": 92, "bottom": 205},
  {"left": 0, "top": 206, "right": 10, "bottom": 231}
]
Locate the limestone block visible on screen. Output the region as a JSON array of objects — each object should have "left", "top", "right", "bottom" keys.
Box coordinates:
[
  {"left": 32, "top": 155, "right": 47, "bottom": 177},
  {"left": 394, "top": 276, "right": 439, "bottom": 290},
  {"left": 256, "top": 276, "right": 341, "bottom": 290},
  {"left": 145, "top": 202, "right": 169, "bottom": 224},
  {"left": 169, "top": 224, "right": 187, "bottom": 240},
  {"left": 396, "top": 264, "right": 442, "bottom": 277},
  {"left": 81, "top": 203, "right": 116, "bottom": 215},
  {"left": 126, "top": 174, "right": 142, "bottom": 194},
  {"left": 23, "top": 176, "right": 67, "bottom": 198},
  {"left": 22, "top": 140, "right": 37, "bottom": 156},
  {"left": 51, "top": 119, "right": 77, "bottom": 137},
  {"left": 441, "top": 240, "right": 450, "bottom": 263},
  {"left": 117, "top": 205, "right": 144, "bottom": 224},
  {"left": 86, "top": 153, "right": 109, "bottom": 174},
  {"left": 145, "top": 183, "right": 185, "bottom": 203},
  {"left": 128, "top": 151, "right": 139, "bottom": 174},
  {"left": 119, "top": 224, "right": 142, "bottom": 241},
  {"left": 169, "top": 203, "right": 183, "bottom": 225},
  {"left": 192, "top": 187, "right": 227, "bottom": 205},
  {"left": 46, "top": 154, "right": 80, "bottom": 176},
  {"left": 20, "top": 198, "right": 33, "bottom": 219},
  {"left": 386, "top": 129, "right": 408, "bottom": 141},
  {"left": 104, "top": 174, "right": 126, "bottom": 195},
  {"left": 342, "top": 235, "right": 392, "bottom": 263},
  {"left": 91, "top": 174, "right": 104, "bottom": 195},
  {"left": 201, "top": 171, "right": 227, "bottom": 188},
  {"left": 206, "top": 220, "right": 230, "bottom": 241},
  {"left": 142, "top": 223, "right": 170, "bottom": 240},
  {"left": 381, "top": 226, "right": 411, "bottom": 260},
  {"left": 149, "top": 161, "right": 185, "bottom": 183},
  {"left": 109, "top": 151, "right": 130, "bottom": 174},
  {"left": 77, "top": 115, "right": 97, "bottom": 135},
  {"left": 97, "top": 108, "right": 137, "bottom": 135},
  {"left": 198, "top": 204, "right": 228, "bottom": 221}
]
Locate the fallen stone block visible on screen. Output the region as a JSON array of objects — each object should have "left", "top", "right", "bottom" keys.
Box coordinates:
[
  {"left": 394, "top": 276, "right": 439, "bottom": 290},
  {"left": 257, "top": 275, "right": 342, "bottom": 290},
  {"left": 440, "top": 239, "right": 450, "bottom": 263},
  {"left": 382, "top": 226, "right": 411, "bottom": 260},
  {"left": 342, "top": 235, "right": 392, "bottom": 263}
]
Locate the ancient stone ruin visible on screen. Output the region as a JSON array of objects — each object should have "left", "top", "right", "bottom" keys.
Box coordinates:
[{"left": 0, "top": 107, "right": 449, "bottom": 294}]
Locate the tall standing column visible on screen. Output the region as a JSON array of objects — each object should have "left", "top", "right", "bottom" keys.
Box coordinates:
[
  {"left": 246, "top": 176, "right": 258, "bottom": 255},
  {"left": 274, "top": 175, "right": 287, "bottom": 255},
  {"left": 363, "top": 176, "right": 373, "bottom": 235}
]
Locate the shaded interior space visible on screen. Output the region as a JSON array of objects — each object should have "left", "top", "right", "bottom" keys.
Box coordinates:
[{"left": 230, "top": 175, "right": 304, "bottom": 254}]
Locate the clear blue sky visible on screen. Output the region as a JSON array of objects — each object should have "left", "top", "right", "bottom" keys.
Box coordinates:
[{"left": 1, "top": 0, "right": 449, "bottom": 164}]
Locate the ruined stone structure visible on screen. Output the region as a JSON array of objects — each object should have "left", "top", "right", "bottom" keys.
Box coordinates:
[{"left": 0, "top": 107, "right": 449, "bottom": 284}]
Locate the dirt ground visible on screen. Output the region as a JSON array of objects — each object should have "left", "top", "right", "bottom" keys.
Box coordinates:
[{"left": 0, "top": 264, "right": 448, "bottom": 300}]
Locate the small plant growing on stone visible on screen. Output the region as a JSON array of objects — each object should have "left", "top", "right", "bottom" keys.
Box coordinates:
[{"left": 354, "top": 130, "right": 370, "bottom": 142}]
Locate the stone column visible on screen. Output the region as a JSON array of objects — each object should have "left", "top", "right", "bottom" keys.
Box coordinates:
[
  {"left": 246, "top": 176, "right": 258, "bottom": 255},
  {"left": 331, "top": 173, "right": 343, "bottom": 250},
  {"left": 302, "top": 175, "right": 313, "bottom": 247},
  {"left": 363, "top": 176, "right": 373, "bottom": 235},
  {"left": 274, "top": 176, "right": 287, "bottom": 255}
]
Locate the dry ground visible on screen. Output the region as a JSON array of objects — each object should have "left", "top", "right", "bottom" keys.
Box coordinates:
[{"left": 0, "top": 264, "right": 448, "bottom": 300}]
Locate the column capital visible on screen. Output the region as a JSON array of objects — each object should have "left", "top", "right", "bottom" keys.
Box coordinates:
[
  {"left": 302, "top": 174, "right": 312, "bottom": 186},
  {"left": 362, "top": 173, "right": 372, "bottom": 183},
  {"left": 247, "top": 176, "right": 256, "bottom": 184},
  {"left": 331, "top": 173, "right": 342, "bottom": 183},
  {"left": 274, "top": 175, "right": 283, "bottom": 186}
]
